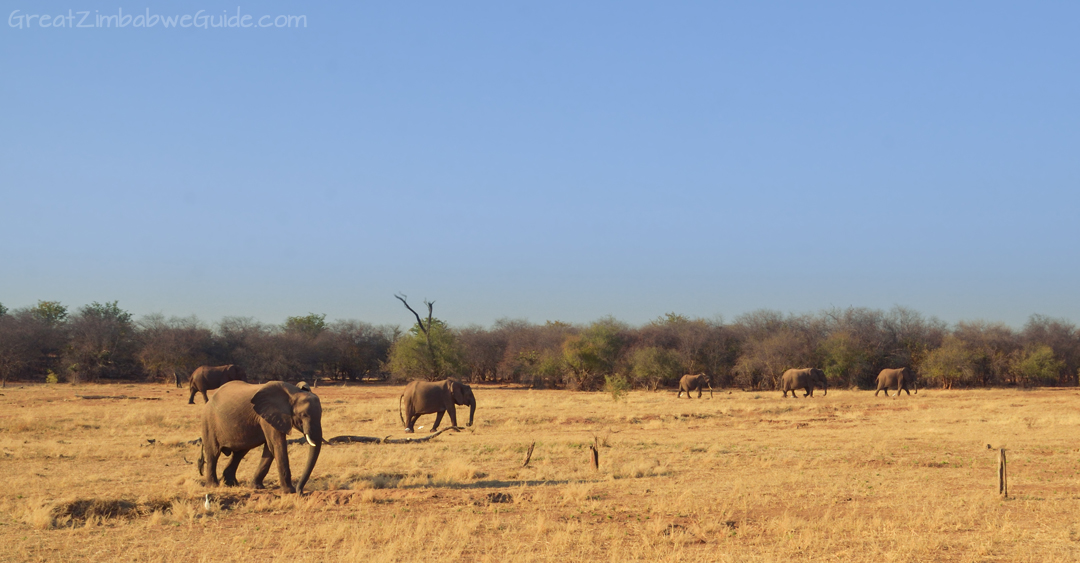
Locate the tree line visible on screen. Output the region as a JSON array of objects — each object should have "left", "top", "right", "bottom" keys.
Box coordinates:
[
  {"left": 0, "top": 301, "right": 395, "bottom": 387},
  {"left": 1, "top": 301, "right": 1078, "bottom": 391}
]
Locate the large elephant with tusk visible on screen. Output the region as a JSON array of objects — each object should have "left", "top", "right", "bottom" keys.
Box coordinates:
[{"left": 200, "top": 380, "right": 323, "bottom": 494}]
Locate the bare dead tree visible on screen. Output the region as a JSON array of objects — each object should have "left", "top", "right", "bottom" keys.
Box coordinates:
[{"left": 395, "top": 294, "right": 441, "bottom": 379}]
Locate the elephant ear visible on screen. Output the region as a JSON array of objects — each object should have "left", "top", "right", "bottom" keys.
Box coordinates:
[
  {"left": 450, "top": 380, "right": 467, "bottom": 404},
  {"left": 251, "top": 383, "right": 293, "bottom": 435}
]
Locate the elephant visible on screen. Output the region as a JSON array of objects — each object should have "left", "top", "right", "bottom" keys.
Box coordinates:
[
  {"left": 399, "top": 378, "right": 475, "bottom": 433},
  {"left": 200, "top": 380, "right": 322, "bottom": 494},
  {"left": 677, "top": 373, "right": 712, "bottom": 398},
  {"left": 189, "top": 364, "right": 247, "bottom": 404},
  {"left": 780, "top": 368, "right": 827, "bottom": 397},
  {"left": 875, "top": 367, "right": 917, "bottom": 396}
]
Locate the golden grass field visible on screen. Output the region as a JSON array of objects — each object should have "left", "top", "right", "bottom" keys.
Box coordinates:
[{"left": 2, "top": 382, "right": 1080, "bottom": 562}]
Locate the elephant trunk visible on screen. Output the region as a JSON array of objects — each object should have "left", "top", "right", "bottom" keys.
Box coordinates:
[
  {"left": 296, "top": 421, "right": 322, "bottom": 494},
  {"left": 822, "top": 377, "right": 827, "bottom": 396},
  {"left": 467, "top": 400, "right": 475, "bottom": 427},
  {"left": 913, "top": 378, "right": 917, "bottom": 395},
  {"left": 295, "top": 442, "right": 321, "bottom": 494}
]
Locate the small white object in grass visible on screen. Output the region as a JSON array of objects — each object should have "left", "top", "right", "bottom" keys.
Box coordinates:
[
  {"left": 204, "top": 494, "right": 211, "bottom": 511},
  {"left": 417, "top": 426, "right": 424, "bottom": 430}
]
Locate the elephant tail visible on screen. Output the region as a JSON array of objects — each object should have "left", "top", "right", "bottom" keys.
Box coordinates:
[{"left": 399, "top": 394, "right": 405, "bottom": 426}]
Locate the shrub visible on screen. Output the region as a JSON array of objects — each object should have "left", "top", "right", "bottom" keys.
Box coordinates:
[{"left": 604, "top": 373, "right": 630, "bottom": 402}]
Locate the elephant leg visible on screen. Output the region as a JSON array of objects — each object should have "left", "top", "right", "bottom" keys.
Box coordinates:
[
  {"left": 268, "top": 434, "right": 294, "bottom": 493},
  {"left": 189, "top": 389, "right": 197, "bottom": 405},
  {"left": 201, "top": 390, "right": 210, "bottom": 403},
  {"left": 903, "top": 387, "right": 911, "bottom": 395},
  {"left": 430, "top": 410, "right": 445, "bottom": 432},
  {"left": 252, "top": 444, "right": 273, "bottom": 489},
  {"left": 677, "top": 389, "right": 683, "bottom": 397},
  {"left": 406, "top": 413, "right": 421, "bottom": 433},
  {"left": 696, "top": 388, "right": 702, "bottom": 398},
  {"left": 204, "top": 445, "right": 221, "bottom": 487},
  {"left": 221, "top": 448, "right": 250, "bottom": 487},
  {"left": 446, "top": 404, "right": 458, "bottom": 428}
]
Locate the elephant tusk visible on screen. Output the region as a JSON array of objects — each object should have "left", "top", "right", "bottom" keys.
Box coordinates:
[{"left": 305, "top": 434, "right": 317, "bottom": 447}]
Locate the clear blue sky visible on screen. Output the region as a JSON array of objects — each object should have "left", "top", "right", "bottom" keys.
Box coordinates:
[{"left": 2, "top": 2, "right": 1078, "bottom": 328}]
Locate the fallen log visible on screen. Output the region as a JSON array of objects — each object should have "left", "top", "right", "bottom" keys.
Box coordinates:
[
  {"left": 283, "top": 427, "right": 463, "bottom": 446},
  {"left": 76, "top": 395, "right": 160, "bottom": 400},
  {"left": 383, "top": 427, "right": 461, "bottom": 444},
  {"left": 326, "top": 436, "right": 382, "bottom": 444}
]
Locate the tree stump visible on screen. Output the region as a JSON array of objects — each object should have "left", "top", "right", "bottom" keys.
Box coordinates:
[{"left": 998, "top": 448, "right": 1007, "bottom": 497}]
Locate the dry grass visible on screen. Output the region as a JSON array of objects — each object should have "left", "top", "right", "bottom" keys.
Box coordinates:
[{"left": 2, "top": 383, "right": 1080, "bottom": 561}]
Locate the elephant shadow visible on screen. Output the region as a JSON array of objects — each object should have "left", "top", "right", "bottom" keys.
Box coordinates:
[
  {"left": 407, "top": 478, "right": 592, "bottom": 490},
  {"left": 357, "top": 474, "right": 591, "bottom": 490}
]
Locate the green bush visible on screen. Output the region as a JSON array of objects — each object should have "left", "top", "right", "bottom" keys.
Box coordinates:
[
  {"left": 604, "top": 373, "right": 630, "bottom": 402},
  {"left": 1012, "top": 346, "right": 1064, "bottom": 387},
  {"left": 629, "top": 346, "right": 681, "bottom": 390}
]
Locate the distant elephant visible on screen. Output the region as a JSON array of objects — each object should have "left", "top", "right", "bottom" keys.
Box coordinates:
[
  {"left": 875, "top": 368, "right": 917, "bottom": 396},
  {"left": 399, "top": 378, "right": 475, "bottom": 433},
  {"left": 174, "top": 371, "right": 183, "bottom": 388},
  {"left": 677, "top": 373, "right": 712, "bottom": 398},
  {"left": 200, "top": 381, "right": 322, "bottom": 494},
  {"left": 780, "top": 368, "right": 827, "bottom": 397},
  {"left": 189, "top": 364, "right": 247, "bottom": 404}
]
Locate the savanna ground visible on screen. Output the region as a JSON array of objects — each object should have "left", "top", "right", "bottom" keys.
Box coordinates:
[{"left": 2, "top": 383, "right": 1080, "bottom": 562}]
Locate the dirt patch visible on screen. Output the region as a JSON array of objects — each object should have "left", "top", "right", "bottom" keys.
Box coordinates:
[
  {"left": 559, "top": 417, "right": 599, "bottom": 425},
  {"left": 486, "top": 492, "right": 513, "bottom": 504},
  {"left": 54, "top": 497, "right": 173, "bottom": 524}
]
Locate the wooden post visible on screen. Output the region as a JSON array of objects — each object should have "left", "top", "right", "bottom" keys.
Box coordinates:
[
  {"left": 589, "top": 436, "right": 599, "bottom": 470},
  {"left": 522, "top": 442, "right": 535, "bottom": 468},
  {"left": 998, "top": 448, "right": 1007, "bottom": 497}
]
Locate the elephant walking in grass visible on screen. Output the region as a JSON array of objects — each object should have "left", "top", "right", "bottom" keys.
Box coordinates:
[
  {"left": 399, "top": 379, "right": 476, "bottom": 433},
  {"left": 876, "top": 368, "right": 917, "bottom": 396},
  {"left": 677, "top": 373, "right": 712, "bottom": 398},
  {"left": 201, "top": 381, "right": 323, "bottom": 494},
  {"left": 780, "top": 368, "right": 827, "bottom": 397},
  {"left": 189, "top": 364, "right": 247, "bottom": 404}
]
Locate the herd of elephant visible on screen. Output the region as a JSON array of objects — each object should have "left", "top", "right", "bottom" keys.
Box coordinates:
[
  {"left": 185, "top": 363, "right": 914, "bottom": 495},
  {"left": 677, "top": 367, "right": 918, "bottom": 398},
  {"left": 185, "top": 365, "right": 476, "bottom": 494}
]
